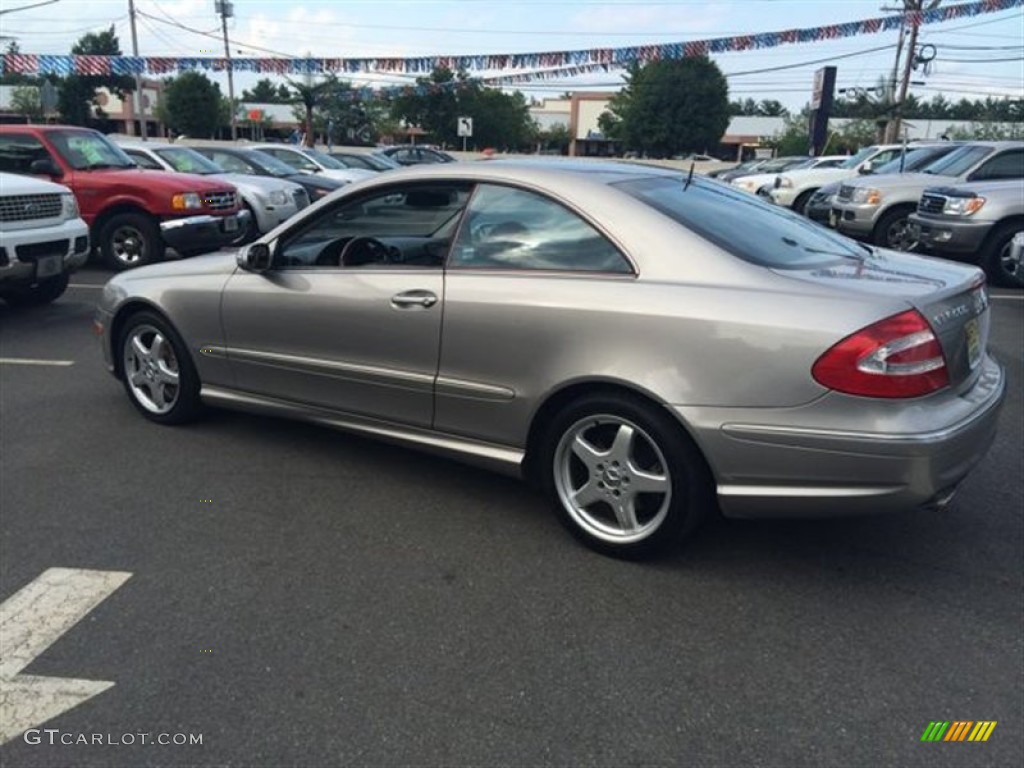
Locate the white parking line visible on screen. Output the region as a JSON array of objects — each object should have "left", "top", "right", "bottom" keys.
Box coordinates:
[
  {"left": 0, "top": 358, "right": 75, "bottom": 367},
  {"left": 67, "top": 283, "right": 103, "bottom": 289},
  {"left": 990, "top": 294, "right": 1023, "bottom": 301}
]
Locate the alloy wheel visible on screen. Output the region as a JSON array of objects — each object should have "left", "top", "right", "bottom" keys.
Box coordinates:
[{"left": 123, "top": 324, "right": 181, "bottom": 414}]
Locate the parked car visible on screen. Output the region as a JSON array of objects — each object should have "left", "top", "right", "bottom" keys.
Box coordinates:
[
  {"left": 730, "top": 155, "right": 847, "bottom": 195},
  {"left": 908, "top": 178, "right": 1024, "bottom": 288},
  {"left": 832, "top": 141, "right": 1023, "bottom": 251},
  {"left": 804, "top": 143, "right": 965, "bottom": 226},
  {"left": 248, "top": 144, "right": 375, "bottom": 184},
  {"left": 375, "top": 146, "right": 456, "bottom": 166},
  {"left": 191, "top": 146, "right": 344, "bottom": 203},
  {"left": 94, "top": 159, "right": 1004, "bottom": 558},
  {"left": 118, "top": 142, "right": 310, "bottom": 246},
  {"left": 716, "top": 155, "right": 807, "bottom": 184},
  {"left": 0, "top": 171, "right": 89, "bottom": 305},
  {"left": 329, "top": 151, "right": 401, "bottom": 172},
  {"left": 706, "top": 158, "right": 770, "bottom": 180},
  {"left": 0, "top": 125, "right": 246, "bottom": 271},
  {"left": 768, "top": 144, "right": 912, "bottom": 214}
]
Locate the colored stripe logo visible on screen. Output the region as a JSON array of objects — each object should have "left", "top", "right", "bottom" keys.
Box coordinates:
[{"left": 921, "top": 721, "right": 997, "bottom": 742}]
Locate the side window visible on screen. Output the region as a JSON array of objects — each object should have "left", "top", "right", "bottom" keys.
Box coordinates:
[
  {"left": 274, "top": 149, "right": 317, "bottom": 171},
  {"left": 274, "top": 183, "right": 472, "bottom": 269},
  {"left": 0, "top": 133, "right": 53, "bottom": 174},
  {"left": 391, "top": 149, "right": 414, "bottom": 165},
  {"left": 210, "top": 152, "right": 251, "bottom": 174},
  {"left": 449, "top": 184, "right": 632, "bottom": 274},
  {"left": 125, "top": 150, "right": 162, "bottom": 170},
  {"left": 972, "top": 150, "right": 1024, "bottom": 181},
  {"left": 870, "top": 150, "right": 900, "bottom": 166}
]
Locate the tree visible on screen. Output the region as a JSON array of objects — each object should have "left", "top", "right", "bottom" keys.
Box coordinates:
[
  {"left": 57, "top": 27, "right": 135, "bottom": 127},
  {"left": 757, "top": 100, "right": 788, "bottom": 117},
  {"left": 160, "top": 71, "right": 225, "bottom": 138},
  {"left": 10, "top": 85, "right": 43, "bottom": 122},
  {"left": 602, "top": 58, "right": 730, "bottom": 157},
  {"left": 538, "top": 123, "right": 571, "bottom": 154},
  {"left": 241, "top": 78, "right": 291, "bottom": 104},
  {"left": 390, "top": 67, "right": 464, "bottom": 146},
  {"left": 288, "top": 75, "right": 336, "bottom": 147}
]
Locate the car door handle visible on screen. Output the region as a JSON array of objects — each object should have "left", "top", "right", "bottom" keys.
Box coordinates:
[{"left": 391, "top": 291, "right": 438, "bottom": 309}]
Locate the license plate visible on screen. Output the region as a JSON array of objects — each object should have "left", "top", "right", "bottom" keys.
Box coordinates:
[
  {"left": 223, "top": 216, "right": 239, "bottom": 233},
  {"left": 36, "top": 254, "right": 62, "bottom": 278},
  {"left": 965, "top": 317, "right": 982, "bottom": 370}
]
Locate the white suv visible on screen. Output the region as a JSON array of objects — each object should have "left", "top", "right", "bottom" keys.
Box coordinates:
[
  {"left": 0, "top": 172, "right": 89, "bottom": 306},
  {"left": 768, "top": 144, "right": 909, "bottom": 214}
]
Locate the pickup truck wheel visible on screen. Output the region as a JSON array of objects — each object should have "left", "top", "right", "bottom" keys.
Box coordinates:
[
  {"left": 2, "top": 274, "right": 69, "bottom": 307},
  {"left": 100, "top": 213, "right": 164, "bottom": 271},
  {"left": 981, "top": 223, "right": 1024, "bottom": 289},
  {"left": 119, "top": 311, "right": 202, "bottom": 424},
  {"left": 874, "top": 207, "right": 918, "bottom": 251}
]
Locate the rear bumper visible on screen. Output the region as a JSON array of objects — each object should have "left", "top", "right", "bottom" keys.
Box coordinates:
[
  {"left": 159, "top": 210, "right": 250, "bottom": 253},
  {"left": 907, "top": 214, "right": 991, "bottom": 255},
  {"left": 674, "top": 355, "right": 1006, "bottom": 519}
]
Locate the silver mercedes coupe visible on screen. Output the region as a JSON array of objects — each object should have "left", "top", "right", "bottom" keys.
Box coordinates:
[{"left": 95, "top": 160, "right": 1006, "bottom": 558}]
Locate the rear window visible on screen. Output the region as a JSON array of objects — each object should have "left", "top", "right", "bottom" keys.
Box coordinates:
[{"left": 616, "top": 177, "right": 867, "bottom": 268}]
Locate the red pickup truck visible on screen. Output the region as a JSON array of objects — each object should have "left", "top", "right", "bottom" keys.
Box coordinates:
[{"left": 0, "top": 125, "right": 250, "bottom": 271}]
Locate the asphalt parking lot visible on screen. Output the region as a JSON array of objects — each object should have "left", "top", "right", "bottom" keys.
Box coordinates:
[{"left": 1, "top": 265, "right": 1021, "bottom": 768}]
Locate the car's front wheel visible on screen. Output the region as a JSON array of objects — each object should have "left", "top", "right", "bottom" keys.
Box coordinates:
[
  {"left": 1, "top": 274, "right": 69, "bottom": 307},
  {"left": 874, "top": 207, "right": 918, "bottom": 251},
  {"left": 980, "top": 223, "right": 1024, "bottom": 289},
  {"left": 541, "top": 393, "right": 713, "bottom": 558},
  {"left": 100, "top": 213, "right": 165, "bottom": 271},
  {"left": 118, "top": 311, "right": 202, "bottom": 424}
]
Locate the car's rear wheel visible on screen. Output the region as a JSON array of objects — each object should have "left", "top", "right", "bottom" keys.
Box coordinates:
[
  {"left": 980, "top": 222, "right": 1024, "bottom": 289},
  {"left": 1, "top": 274, "right": 69, "bottom": 307},
  {"left": 541, "top": 393, "right": 712, "bottom": 559},
  {"left": 119, "top": 311, "right": 201, "bottom": 424},
  {"left": 100, "top": 213, "right": 165, "bottom": 271},
  {"left": 874, "top": 207, "right": 918, "bottom": 251}
]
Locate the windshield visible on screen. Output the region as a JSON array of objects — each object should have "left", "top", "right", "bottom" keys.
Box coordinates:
[
  {"left": 304, "top": 150, "right": 346, "bottom": 170},
  {"left": 787, "top": 158, "right": 820, "bottom": 171},
  {"left": 155, "top": 148, "right": 224, "bottom": 175},
  {"left": 47, "top": 130, "right": 136, "bottom": 170},
  {"left": 872, "top": 145, "right": 954, "bottom": 174},
  {"left": 248, "top": 150, "right": 300, "bottom": 176},
  {"left": 920, "top": 145, "right": 994, "bottom": 177},
  {"left": 617, "top": 176, "right": 867, "bottom": 268},
  {"left": 755, "top": 157, "right": 803, "bottom": 173},
  {"left": 838, "top": 146, "right": 878, "bottom": 170}
]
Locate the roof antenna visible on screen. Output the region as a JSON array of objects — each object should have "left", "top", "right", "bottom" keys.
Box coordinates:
[{"left": 684, "top": 160, "right": 695, "bottom": 191}]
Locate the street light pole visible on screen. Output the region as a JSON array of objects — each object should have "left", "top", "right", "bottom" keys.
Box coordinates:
[
  {"left": 216, "top": 0, "right": 237, "bottom": 141},
  {"left": 128, "top": 0, "right": 147, "bottom": 140}
]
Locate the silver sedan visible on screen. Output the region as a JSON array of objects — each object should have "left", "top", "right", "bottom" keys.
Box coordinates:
[{"left": 95, "top": 160, "right": 1006, "bottom": 558}]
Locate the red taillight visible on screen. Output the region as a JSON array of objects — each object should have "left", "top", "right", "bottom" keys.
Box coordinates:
[{"left": 812, "top": 309, "right": 949, "bottom": 398}]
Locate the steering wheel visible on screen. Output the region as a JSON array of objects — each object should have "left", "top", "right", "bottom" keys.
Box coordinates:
[{"left": 339, "top": 236, "right": 391, "bottom": 266}]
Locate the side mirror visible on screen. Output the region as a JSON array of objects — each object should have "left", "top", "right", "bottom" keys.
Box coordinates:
[
  {"left": 30, "top": 157, "right": 63, "bottom": 177},
  {"left": 858, "top": 161, "right": 875, "bottom": 175},
  {"left": 236, "top": 242, "right": 272, "bottom": 272}
]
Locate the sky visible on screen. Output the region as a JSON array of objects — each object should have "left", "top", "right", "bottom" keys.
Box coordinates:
[{"left": 1, "top": 0, "right": 1022, "bottom": 112}]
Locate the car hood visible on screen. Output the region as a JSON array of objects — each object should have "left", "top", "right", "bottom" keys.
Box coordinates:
[
  {"left": 923, "top": 178, "right": 1024, "bottom": 198},
  {"left": 778, "top": 167, "right": 858, "bottom": 185},
  {"left": 0, "top": 171, "right": 72, "bottom": 194},
  {"left": 842, "top": 171, "right": 958, "bottom": 193},
  {"left": 318, "top": 168, "right": 376, "bottom": 182},
  {"left": 290, "top": 173, "right": 343, "bottom": 190},
  {"left": 730, "top": 171, "right": 783, "bottom": 186},
  {"left": 214, "top": 172, "right": 300, "bottom": 194}
]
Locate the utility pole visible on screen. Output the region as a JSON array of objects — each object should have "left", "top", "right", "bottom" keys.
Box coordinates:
[
  {"left": 216, "top": 0, "right": 237, "bottom": 140},
  {"left": 128, "top": 0, "right": 147, "bottom": 139},
  {"left": 884, "top": 0, "right": 941, "bottom": 143}
]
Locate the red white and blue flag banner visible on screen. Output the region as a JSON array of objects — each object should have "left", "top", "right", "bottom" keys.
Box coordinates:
[{"left": 3, "top": 0, "right": 1020, "bottom": 80}]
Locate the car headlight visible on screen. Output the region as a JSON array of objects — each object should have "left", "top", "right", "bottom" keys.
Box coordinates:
[
  {"left": 852, "top": 188, "right": 883, "bottom": 205},
  {"left": 943, "top": 196, "right": 986, "bottom": 216},
  {"left": 269, "top": 190, "right": 289, "bottom": 205},
  {"left": 61, "top": 193, "right": 79, "bottom": 219},
  {"left": 171, "top": 192, "right": 202, "bottom": 210},
  {"left": 733, "top": 179, "right": 758, "bottom": 191},
  {"left": 776, "top": 176, "right": 793, "bottom": 189}
]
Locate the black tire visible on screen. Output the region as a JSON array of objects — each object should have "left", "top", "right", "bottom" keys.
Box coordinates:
[
  {"left": 980, "top": 222, "right": 1024, "bottom": 289},
  {"left": 230, "top": 203, "right": 259, "bottom": 246},
  {"left": 99, "top": 213, "right": 165, "bottom": 271},
  {"left": 2, "top": 273, "right": 69, "bottom": 307},
  {"left": 538, "top": 392, "right": 714, "bottom": 559},
  {"left": 873, "top": 206, "right": 918, "bottom": 251},
  {"left": 792, "top": 189, "right": 816, "bottom": 216},
  {"left": 117, "top": 311, "right": 202, "bottom": 425}
]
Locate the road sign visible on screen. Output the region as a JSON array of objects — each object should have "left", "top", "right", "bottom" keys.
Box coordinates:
[
  {"left": 0, "top": 568, "right": 132, "bottom": 744},
  {"left": 457, "top": 117, "right": 473, "bottom": 138}
]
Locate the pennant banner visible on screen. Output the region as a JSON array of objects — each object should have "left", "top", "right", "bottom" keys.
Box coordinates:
[{"left": 3, "top": 0, "right": 1020, "bottom": 78}]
